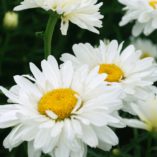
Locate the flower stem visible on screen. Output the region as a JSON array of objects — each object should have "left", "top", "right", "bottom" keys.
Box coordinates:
[
  {"left": 44, "top": 12, "right": 58, "bottom": 58},
  {"left": 146, "top": 133, "right": 153, "bottom": 157},
  {"left": 133, "top": 129, "right": 141, "bottom": 157}
]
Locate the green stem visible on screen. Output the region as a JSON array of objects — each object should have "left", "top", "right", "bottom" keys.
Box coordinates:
[
  {"left": 44, "top": 12, "right": 58, "bottom": 58},
  {"left": 0, "top": 33, "right": 10, "bottom": 74},
  {"left": 146, "top": 133, "right": 153, "bottom": 157},
  {"left": 133, "top": 129, "right": 141, "bottom": 157}
]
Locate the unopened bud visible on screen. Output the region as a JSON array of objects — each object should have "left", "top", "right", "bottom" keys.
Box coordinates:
[
  {"left": 3, "top": 11, "right": 18, "bottom": 30},
  {"left": 112, "top": 148, "right": 121, "bottom": 156}
]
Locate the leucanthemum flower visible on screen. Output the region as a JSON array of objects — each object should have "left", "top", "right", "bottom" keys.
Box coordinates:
[
  {"left": 0, "top": 56, "right": 124, "bottom": 157},
  {"left": 14, "top": 0, "right": 103, "bottom": 35},
  {"left": 124, "top": 86, "right": 157, "bottom": 131},
  {"left": 132, "top": 38, "right": 157, "bottom": 60},
  {"left": 118, "top": 0, "right": 157, "bottom": 36},
  {"left": 61, "top": 40, "right": 157, "bottom": 111}
]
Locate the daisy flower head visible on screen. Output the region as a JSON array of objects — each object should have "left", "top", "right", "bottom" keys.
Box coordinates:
[
  {"left": 61, "top": 40, "right": 157, "bottom": 97},
  {"left": 118, "top": 0, "right": 157, "bottom": 36},
  {"left": 132, "top": 38, "right": 157, "bottom": 60},
  {"left": 124, "top": 86, "right": 157, "bottom": 131},
  {"left": 0, "top": 56, "right": 124, "bottom": 157},
  {"left": 14, "top": 0, "right": 103, "bottom": 35}
]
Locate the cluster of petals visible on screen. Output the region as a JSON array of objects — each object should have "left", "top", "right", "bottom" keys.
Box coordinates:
[
  {"left": 118, "top": 0, "right": 157, "bottom": 36},
  {"left": 132, "top": 38, "right": 157, "bottom": 60},
  {"left": 14, "top": 0, "right": 103, "bottom": 35},
  {"left": 124, "top": 86, "right": 157, "bottom": 131}
]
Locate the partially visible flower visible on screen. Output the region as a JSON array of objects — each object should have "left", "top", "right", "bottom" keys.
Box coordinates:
[
  {"left": 132, "top": 38, "right": 157, "bottom": 60},
  {"left": 118, "top": 0, "right": 157, "bottom": 36},
  {"left": 61, "top": 40, "right": 157, "bottom": 112},
  {"left": 14, "top": 0, "right": 103, "bottom": 35},
  {"left": 3, "top": 11, "right": 19, "bottom": 30},
  {"left": 0, "top": 55, "right": 124, "bottom": 157},
  {"left": 61, "top": 40, "right": 157, "bottom": 95},
  {"left": 124, "top": 86, "right": 157, "bottom": 131}
]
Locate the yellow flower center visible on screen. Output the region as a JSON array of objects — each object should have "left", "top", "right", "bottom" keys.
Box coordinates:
[
  {"left": 149, "top": 0, "right": 157, "bottom": 9},
  {"left": 38, "top": 88, "right": 78, "bottom": 120},
  {"left": 99, "top": 64, "right": 124, "bottom": 82},
  {"left": 141, "top": 52, "right": 152, "bottom": 59}
]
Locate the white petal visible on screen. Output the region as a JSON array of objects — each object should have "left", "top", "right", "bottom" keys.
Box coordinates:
[
  {"left": 124, "top": 118, "right": 149, "bottom": 130},
  {"left": 60, "top": 20, "right": 69, "bottom": 35},
  {"left": 81, "top": 124, "right": 98, "bottom": 147},
  {"left": 28, "top": 141, "right": 41, "bottom": 157},
  {"left": 60, "top": 61, "right": 74, "bottom": 88},
  {"left": 94, "top": 126, "right": 118, "bottom": 145}
]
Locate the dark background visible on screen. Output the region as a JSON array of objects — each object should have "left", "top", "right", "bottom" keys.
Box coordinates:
[{"left": 0, "top": 0, "right": 157, "bottom": 157}]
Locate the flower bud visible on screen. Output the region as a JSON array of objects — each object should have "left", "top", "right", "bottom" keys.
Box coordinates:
[
  {"left": 112, "top": 148, "right": 121, "bottom": 156},
  {"left": 3, "top": 11, "right": 18, "bottom": 30}
]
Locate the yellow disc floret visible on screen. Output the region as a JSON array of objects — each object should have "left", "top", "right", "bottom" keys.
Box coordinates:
[
  {"left": 38, "top": 88, "right": 78, "bottom": 120},
  {"left": 99, "top": 64, "right": 124, "bottom": 82},
  {"left": 141, "top": 52, "right": 152, "bottom": 59},
  {"left": 149, "top": 0, "right": 157, "bottom": 9}
]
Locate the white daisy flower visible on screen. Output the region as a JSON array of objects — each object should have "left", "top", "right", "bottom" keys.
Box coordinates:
[
  {"left": 61, "top": 40, "right": 157, "bottom": 106},
  {"left": 118, "top": 0, "right": 157, "bottom": 36},
  {"left": 13, "top": 0, "right": 103, "bottom": 35},
  {"left": 132, "top": 38, "right": 157, "bottom": 60},
  {"left": 0, "top": 56, "right": 124, "bottom": 157},
  {"left": 124, "top": 86, "right": 157, "bottom": 131}
]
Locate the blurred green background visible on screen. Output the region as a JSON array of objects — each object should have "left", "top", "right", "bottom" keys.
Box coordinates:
[{"left": 0, "top": 0, "right": 157, "bottom": 157}]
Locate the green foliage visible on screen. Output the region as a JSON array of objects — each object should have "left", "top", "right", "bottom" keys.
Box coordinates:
[{"left": 0, "top": 0, "right": 157, "bottom": 157}]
